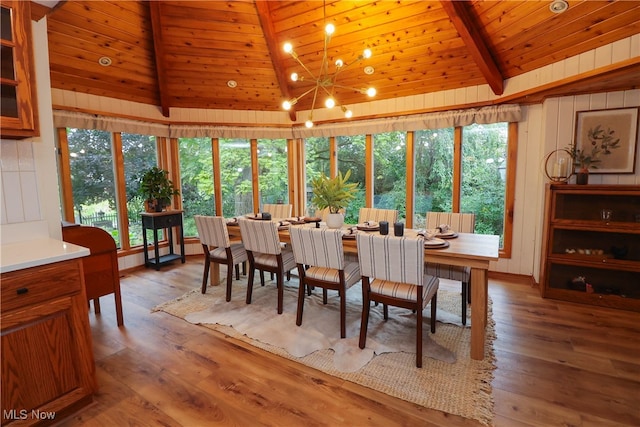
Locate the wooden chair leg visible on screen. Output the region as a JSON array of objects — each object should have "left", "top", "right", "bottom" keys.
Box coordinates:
[
  {"left": 416, "top": 305, "right": 423, "bottom": 368},
  {"left": 276, "top": 272, "right": 284, "bottom": 314},
  {"left": 235, "top": 263, "right": 240, "bottom": 280},
  {"left": 461, "top": 281, "right": 467, "bottom": 326},
  {"left": 383, "top": 303, "right": 389, "bottom": 320},
  {"left": 430, "top": 293, "right": 437, "bottom": 333},
  {"left": 225, "top": 261, "right": 234, "bottom": 302},
  {"left": 323, "top": 288, "right": 328, "bottom": 304},
  {"left": 246, "top": 265, "right": 255, "bottom": 304},
  {"left": 339, "top": 288, "right": 346, "bottom": 338},
  {"left": 359, "top": 289, "right": 370, "bottom": 349},
  {"left": 93, "top": 298, "right": 101, "bottom": 314},
  {"left": 201, "top": 257, "right": 210, "bottom": 294},
  {"left": 296, "top": 281, "right": 305, "bottom": 326},
  {"left": 260, "top": 270, "right": 265, "bottom": 286}
]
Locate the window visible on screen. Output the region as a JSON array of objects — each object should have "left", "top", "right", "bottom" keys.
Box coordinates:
[
  {"left": 337, "top": 134, "right": 365, "bottom": 223},
  {"left": 373, "top": 131, "right": 407, "bottom": 219},
  {"left": 219, "top": 138, "right": 252, "bottom": 217},
  {"left": 460, "top": 123, "right": 509, "bottom": 245},
  {"left": 179, "top": 137, "right": 214, "bottom": 237},
  {"left": 304, "top": 136, "right": 330, "bottom": 214},
  {"left": 66, "top": 128, "right": 119, "bottom": 246},
  {"left": 258, "top": 138, "right": 289, "bottom": 208},
  {"left": 122, "top": 132, "right": 157, "bottom": 246},
  {"left": 413, "top": 128, "right": 454, "bottom": 228}
]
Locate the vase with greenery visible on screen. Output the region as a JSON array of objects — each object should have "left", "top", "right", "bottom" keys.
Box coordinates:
[
  {"left": 310, "top": 170, "right": 358, "bottom": 228},
  {"left": 567, "top": 143, "right": 601, "bottom": 185},
  {"left": 139, "top": 166, "right": 180, "bottom": 212}
]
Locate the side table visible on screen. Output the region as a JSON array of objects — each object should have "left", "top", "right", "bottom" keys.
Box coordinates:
[{"left": 141, "top": 210, "right": 186, "bottom": 270}]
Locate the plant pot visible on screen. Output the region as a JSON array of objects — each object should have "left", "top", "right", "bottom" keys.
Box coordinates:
[
  {"left": 326, "top": 213, "right": 344, "bottom": 229},
  {"left": 576, "top": 170, "right": 589, "bottom": 185}
]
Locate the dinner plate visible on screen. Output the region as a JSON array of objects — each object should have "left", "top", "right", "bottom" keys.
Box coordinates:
[
  {"left": 356, "top": 224, "right": 380, "bottom": 231},
  {"left": 424, "top": 238, "right": 449, "bottom": 249},
  {"left": 437, "top": 231, "right": 458, "bottom": 239}
]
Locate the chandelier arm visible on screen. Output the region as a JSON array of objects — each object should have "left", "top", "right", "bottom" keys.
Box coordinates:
[
  {"left": 291, "top": 53, "right": 320, "bottom": 81},
  {"left": 332, "top": 83, "right": 369, "bottom": 93},
  {"left": 294, "top": 86, "right": 319, "bottom": 103}
]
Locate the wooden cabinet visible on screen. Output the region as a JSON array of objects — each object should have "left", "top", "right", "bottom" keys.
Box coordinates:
[
  {"left": 540, "top": 184, "right": 640, "bottom": 312},
  {"left": 1, "top": 259, "right": 96, "bottom": 426},
  {"left": 0, "top": 0, "right": 39, "bottom": 139}
]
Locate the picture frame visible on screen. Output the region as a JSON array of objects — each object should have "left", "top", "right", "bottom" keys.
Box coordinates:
[{"left": 574, "top": 107, "right": 639, "bottom": 174}]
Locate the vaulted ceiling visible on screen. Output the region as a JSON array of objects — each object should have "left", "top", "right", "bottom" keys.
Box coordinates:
[{"left": 37, "top": 1, "right": 640, "bottom": 121}]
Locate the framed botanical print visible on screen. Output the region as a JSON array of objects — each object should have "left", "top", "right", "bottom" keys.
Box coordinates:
[{"left": 574, "top": 107, "right": 639, "bottom": 173}]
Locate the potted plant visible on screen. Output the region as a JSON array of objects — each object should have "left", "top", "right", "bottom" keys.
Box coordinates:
[
  {"left": 310, "top": 170, "right": 358, "bottom": 228},
  {"left": 567, "top": 143, "right": 601, "bottom": 185},
  {"left": 139, "top": 167, "right": 180, "bottom": 212}
]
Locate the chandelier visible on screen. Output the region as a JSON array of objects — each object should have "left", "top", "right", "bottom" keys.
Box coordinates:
[{"left": 281, "top": 5, "right": 376, "bottom": 128}]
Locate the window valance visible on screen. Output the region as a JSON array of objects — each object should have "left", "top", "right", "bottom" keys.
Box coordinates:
[{"left": 54, "top": 104, "right": 521, "bottom": 139}]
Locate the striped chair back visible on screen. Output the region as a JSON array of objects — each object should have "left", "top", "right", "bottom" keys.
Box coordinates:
[
  {"left": 194, "top": 215, "right": 231, "bottom": 248},
  {"left": 425, "top": 212, "right": 475, "bottom": 233},
  {"left": 238, "top": 218, "right": 283, "bottom": 255},
  {"left": 262, "top": 203, "right": 292, "bottom": 219},
  {"left": 358, "top": 207, "right": 398, "bottom": 224},
  {"left": 356, "top": 234, "right": 424, "bottom": 287},
  {"left": 289, "top": 226, "right": 345, "bottom": 270}
]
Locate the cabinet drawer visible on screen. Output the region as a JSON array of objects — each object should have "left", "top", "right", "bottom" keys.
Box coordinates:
[
  {"left": 149, "top": 213, "right": 182, "bottom": 229},
  {"left": 1, "top": 260, "right": 82, "bottom": 313}
]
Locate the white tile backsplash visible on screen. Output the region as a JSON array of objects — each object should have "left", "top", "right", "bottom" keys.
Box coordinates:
[{"left": 0, "top": 140, "right": 41, "bottom": 225}]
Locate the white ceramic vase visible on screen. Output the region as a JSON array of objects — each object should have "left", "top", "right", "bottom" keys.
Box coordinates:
[{"left": 326, "top": 212, "right": 344, "bottom": 229}]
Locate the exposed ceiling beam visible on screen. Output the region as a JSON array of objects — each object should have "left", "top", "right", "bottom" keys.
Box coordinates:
[
  {"left": 440, "top": 0, "right": 504, "bottom": 96},
  {"left": 254, "top": 0, "right": 297, "bottom": 122},
  {"left": 149, "top": 1, "right": 171, "bottom": 117}
]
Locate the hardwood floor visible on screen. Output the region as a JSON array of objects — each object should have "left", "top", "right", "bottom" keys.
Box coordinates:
[{"left": 58, "top": 258, "right": 640, "bottom": 426}]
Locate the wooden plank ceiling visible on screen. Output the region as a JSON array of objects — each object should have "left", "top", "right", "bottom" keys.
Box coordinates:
[{"left": 43, "top": 0, "right": 640, "bottom": 119}]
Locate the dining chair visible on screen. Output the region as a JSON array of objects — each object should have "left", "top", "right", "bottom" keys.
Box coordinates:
[
  {"left": 238, "top": 218, "right": 296, "bottom": 314},
  {"left": 358, "top": 207, "right": 398, "bottom": 224},
  {"left": 424, "top": 211, "right": 476, "bottom": 325},
  {"left": 356, "top": 233, "right": 439, "bottom": 368},
  {"left": 194, "top": 215, "right": 248, "bottom": 301},
  {"left": 289, "top": 226, "right": 361, "bottom": 338},
  {"left": 262, "top": 203, "right": 292, "bottom": 220}
]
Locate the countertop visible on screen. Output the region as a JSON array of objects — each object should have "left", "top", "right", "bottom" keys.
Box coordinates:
[{"left": 0, "top": 238, "right": 90, "bottom": 274}]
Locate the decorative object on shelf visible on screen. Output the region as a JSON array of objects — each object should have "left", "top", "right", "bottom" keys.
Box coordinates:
[
  {"left": 543, "top": 149, "right": 572, "bottom": 183},
  {"left": 281, "top": 0, "right": 376, "bottom": 128},
  {"left": 138, "top": 167, "right": 180, "bottom": 212},
  {"left": 573, "top": 107, "right": 638, "bottom": 174},
  {"left": 310, "top": 170, "right": 358, "bottom": 229}
]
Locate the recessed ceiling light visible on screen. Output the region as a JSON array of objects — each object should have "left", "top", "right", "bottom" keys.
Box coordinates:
[
  {"left": 364, "top": 66, "right": 375, "bottom": 75},
  {"left": 227, "top": 80, "right": 238, "bottom": 88},
  {"left": 98, "top": 56, "right": 112, "bottom": 66},
  {"left": 549, "top": 0, "right": 568, "bottom": 14}
]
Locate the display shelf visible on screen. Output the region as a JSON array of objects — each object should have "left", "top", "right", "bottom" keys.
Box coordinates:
[{"left": 540, "top": 184, "right": 640, "bottom": 312}]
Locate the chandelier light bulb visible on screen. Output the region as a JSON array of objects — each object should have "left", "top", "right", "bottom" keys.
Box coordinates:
[
  {"left": 363, "top": 48, "right": 372, "bottom": 59},
  {"left": 366, "top": 87, "right": 377, "bottom": 97},
  {"left": 282, "top": 100, "right": 292, "bottom": 110},
  {"left": 291, "top": 72, "right": 298, "bottom": 82},
  {"left": 344, "top": 109, "right": 353, "bottom": 118},
  {"left": 305, "top": 119, "right": 314, "bottom": 128},
  {"left": 325, "top": 97, "right": 336, "bottom": 108},
  {"left": 335, "top": 59, "right": 344, "bottom": 68},
  {"left": 283, "top": 42, "right": 293, "bottom": 53},
  {"left": 325, "top": 23, "right": 335, "bottom": 35}
]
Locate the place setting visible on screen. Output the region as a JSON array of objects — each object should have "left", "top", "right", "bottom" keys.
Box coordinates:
[{"left": 417, "top": 226, "right": 453, "bottom": 249}]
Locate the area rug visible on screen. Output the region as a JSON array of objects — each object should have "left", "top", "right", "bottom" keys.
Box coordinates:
[{"left": 153, "top": 276, "right": 496, "bottom": 425}]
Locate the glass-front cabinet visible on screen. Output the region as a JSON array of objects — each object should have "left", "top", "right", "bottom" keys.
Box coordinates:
[
  {"left": 0, "top": 0, "right": 38, "bottom": 139},
  {"left": 540, "top": 184, "right": 640, "bottom": 312}
]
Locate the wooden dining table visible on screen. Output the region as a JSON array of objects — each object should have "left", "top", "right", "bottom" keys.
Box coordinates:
[{"left": 216, "top": 222, "right": 499, "bottom": 360}]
